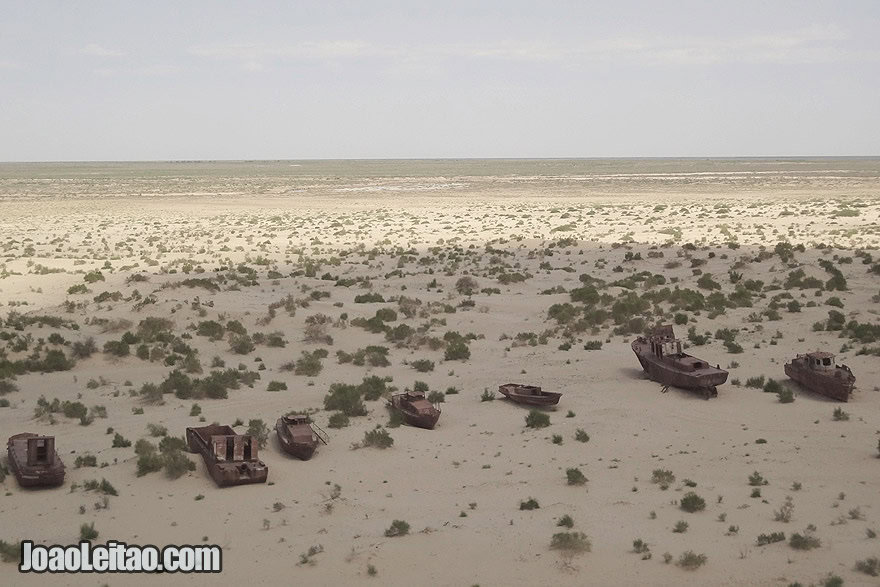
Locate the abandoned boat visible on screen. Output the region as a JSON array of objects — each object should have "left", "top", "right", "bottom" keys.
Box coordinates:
[
  {"left": 784, "top": 351, "right": 855, "bottom": 402},
  {"left": 388, "top": 392, "right": 441, "bottom": 429},
  {"left": 632, "top": 325, "right": 728, "bottom": 398},
  {"left": 275, "top": 414, "right": 329, "bottom": 460},
  {"left": 185, "top": 424, "right": 268, "bottom": 487},
  {"left": 7, "top": 433, "right": 65, "bottom": 488},
  {"left": 497, "top": 383, "right": 562, "bottom": 406}
]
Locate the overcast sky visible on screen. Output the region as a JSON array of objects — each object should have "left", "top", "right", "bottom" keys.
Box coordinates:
[{"left": 2, "top": 1, "right": 879, "bottom": 161}]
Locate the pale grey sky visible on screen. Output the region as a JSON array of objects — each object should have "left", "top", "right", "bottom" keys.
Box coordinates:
[{"left": 1, "top": 1, "right": 879, "bottom": 161}]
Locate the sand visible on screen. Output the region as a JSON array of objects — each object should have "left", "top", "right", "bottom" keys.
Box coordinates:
[{"left": 0, "top": 161, "right": 879, "bottom": 586}]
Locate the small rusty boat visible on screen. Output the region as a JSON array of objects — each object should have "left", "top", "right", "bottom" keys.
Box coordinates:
[
  {"left": 185, "top": 424, "right": 268, "bottom": 487},
  {"left": 632, "top": 325, "right": 728, "bottom": 398},
  {"left": 275, "top": 414, "right": 328, "bottom": 460},
  {"left": 497, "top": 383, "right": 562, "bottom": 406},
  {"left": 784, "top": 351, "right": 855, "bottom": 402},
  {"left": 388, "top": 392, "right": 441, "bottom": 429},
  {"left": 7, "top": 433, "right": 65, "bottom": 488}
]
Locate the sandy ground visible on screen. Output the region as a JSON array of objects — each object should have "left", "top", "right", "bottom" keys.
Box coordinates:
[{"left": 0, "top": 168, "right": 879, "bottom": 586}]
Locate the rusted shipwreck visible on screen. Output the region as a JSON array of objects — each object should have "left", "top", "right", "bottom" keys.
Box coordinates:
[
  {"left": 497, "top": 383, "right": 562, "bottom": 406},
  {"left": 784, "top": 351, "right": 855, "bottom": 402},
  {"left": 7, "top": 433, "right": 65, "bottom": 488},
  {"left": 186, "top": 424, "right": 268, "bottom": 487},
  {"left": 388, "top": 392, "right": 441, "bottom": 429},
  {"left": 632, "top": 325, "right": 728, "bottom": 398},
  {"left": 275, "top": 414, "right": 329, "bottom": 460}
]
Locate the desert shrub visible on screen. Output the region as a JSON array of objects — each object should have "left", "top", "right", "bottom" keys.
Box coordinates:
[
  {"left": 327, "top": 412, "right": 349, "bottom": 428},
  {"left": 354, "top": 293, "right": 385, "bottom": 303},
  {"left": 480, "top": 388, "right": 495, "bottom": 402},
  {"left": 697, "top": 274, "right": 720, "bottom": 290},
  {"left": 427, "top": 390, "right": 445, "bottom": 403},
  {"left": 455, "top": 276, "right": 478, "bottom": 295},
  {"left": 855, "top": 557, "right": 880, "bottom": 577},
  {"left": 756, "top": 532, "right": 786, "bottom": 546},
  {"left": 384, "top": 520, "right": 410, "bottom": 537},
  {"left": 267, "top": 380, "right": 287, "bottom": 391},
  {"left": 525, "top": 409, "right": 550, "bottom": 429},
  {"left": 324, "top": 383, "right": 367, "bottom": 416},
  {"left": 676, "top": 551, "right": 707, "bottom": 570},
  {"left": 748, "top": 471, "right": 768, "bottom": 486},
  {"left": 358, "top": 375, "right": 389, "bottom": 401},
  {"left": 575, "top": 429, "right": 590, "bottom": 443},
  {"left": 294, "top": 351, "right": 324, "bottom": 376},
  {"left": 557, "top": 515, "right": 574, "bottom": 528},
  {"left": 777, "top": 387, "right": 795, "bottom": 403},
  {"left": 519, "top": 497, "right": 540, "bottom": 510},
  {"left": 550, "top": 532, "right": 591, "bottom": 554},
  {"left": 583, "top": 340, "right": 603, "bottom": 350},
  {"left": 745, "top": 375, "right": 765, "bottom": 389},
  {"left": 80, "top": 523, "right": 99, "bottom": 541},
  {"left": 136, "top": 443, "right": 163, "bottom": 477},
  {"left": 763, "top": 379, "right": 783, "bottom": 394},
  {"left": 680, "top": 492, "right": 706, "bottom": 513},
  {"left": 229, "top": 334, "right": 255, "bottom": 355},
  {"left": 673, "top": 520, "right": 689, "bottom": 533},
  {"left": 196, "top": 320, "right": 225, "bottom": 340},
  {"left": 103, "top": 340, "right": 130, "bottom": 357},
  {"left": 774, "top": 496, "right": 795, "bottom": 522},
  {"left": 73, "top": 338, "right": 98, "bottom": 360},
  {"left": 111, "top": 433, "right": 131, "bottom": 448},
  {"left": 566, "top": 468, "right": 587, "bottom": 486},
  {"left": 444, "top": 340, "right": 470, "bottom": 361},
  {"left": 410, "top": 358, "right": 435, "bottom": 373},
  {"left": 789, "top": 528, "right": 821, "bottom": 550},
  {"left": 0, "top": 539, "right": 20, "bottom": 563},
  {"left": 362, "top": 427, "right": 393, "bottom": 449},
  {"left": 74, "top": 455, "right": 98, "bottom": 468},
  {"left": 162, "top": 448, "right": 195, "bottom": 479},
  {"left": 652, "top": 469, "right": 675, "bottom": 489},
  {"left": 247, "top": 419, "right": 269, "bottom": 448},
  {"left": 633, "top": 538, "right": 650, "bottom": 554},
  {"left": 832, "top": 407, "right": 849, "bottom": 421}
]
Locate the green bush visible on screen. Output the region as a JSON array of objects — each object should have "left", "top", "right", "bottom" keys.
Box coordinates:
[
  {"left": 680, "top": 492, "right": 706, "bottom": 513},
  {"left": 566, "top": 468, "right": 587, "bottom": 486},
  {"left": 789, "top": 528, "right": 821, "bottom": 550},
  {"left": 550, "top": 532, "right": 591, "bottom": 553},
  {"left": 384, "top": 520, "right": 410, "bottom": 537},
  {"left": 676, "top": 551, "right": 707, "bottom": 570},
  {"left": 112, "top": 433, "right": 131, "bottom": 448},
  {"left": 763, "top": 379, "right": 783, "bottom": 394},
  {"left": 362, "top": 427, "right": 393, "bottom": 449},
  {"left": 327, "top": 412, "right": 349, "bottom": 428},
  {"left": 267, "top": 380, "right": 287, "bottom": 391},
  {"left": 324, "top": 383, "right": 367, "bottom": 416},
  {"left": 519, "top": 497, "right": 540, "bottom": 510},
  {"left": 444, "top": 340, "right": 471, "bottom": 361},
  {"left": 80, "top": 523, "right": 99, "bottom": 541},
  {"left": 525, "top": 409, "right": 550, "bottom": 429}
]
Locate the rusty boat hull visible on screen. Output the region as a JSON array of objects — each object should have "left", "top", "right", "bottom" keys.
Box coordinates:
[
  {"left": 275, "top": 416, "right": 327, "bottom": 460},
  {"left": 497, "top": 383, "right": 562, "bottom": 406},
  {"left": 632, "top": 338, "right": 728, "bottom": 398},
  {"left": 785, "top": 356, "right": 854, "bottom": 402},
  {"left": 186, "top": 425, "right": 268, "bottom": 487},
  {"left": 389, "top": 394, "right": 441, "bottom": 429},
  {"left": 7, "top": 433, "right": 65, "bottom": 488}
]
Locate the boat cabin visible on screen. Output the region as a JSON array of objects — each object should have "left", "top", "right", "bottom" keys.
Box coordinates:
[
  {"left": 211, "top": 434, "right": 258, "bottom": 462},
  {"left": 803, "top": 352, "right": 836, "bottom": 370},
  {"left": 27, "top": 436, "right": 56, "bottom": 467}
]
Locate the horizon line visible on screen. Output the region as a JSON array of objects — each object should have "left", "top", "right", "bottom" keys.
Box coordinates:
[{"left": 2, "top": 155, "right": 880, "bottom": 165}]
